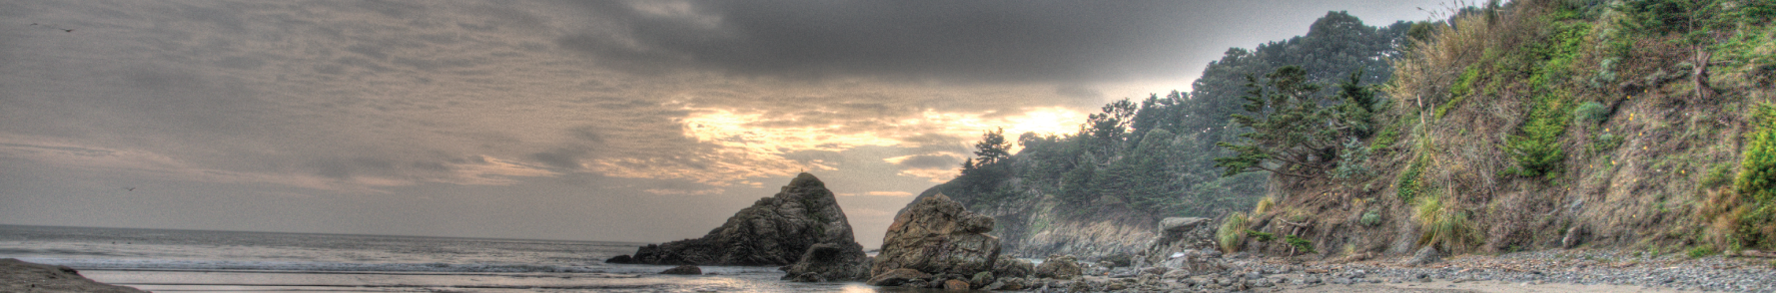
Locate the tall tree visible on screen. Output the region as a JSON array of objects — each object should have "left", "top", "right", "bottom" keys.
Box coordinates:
[
  {"left": 973, "top": 127, "right": 1012, "bottom": 165},
  {"left": 1215, "top": 66, "right": 1343, "bottom": 178}
]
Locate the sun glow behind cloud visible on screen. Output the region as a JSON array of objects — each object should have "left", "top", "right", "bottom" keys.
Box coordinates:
[{"left": 675, "top": 105, "right": 1086, "bottom": 184}]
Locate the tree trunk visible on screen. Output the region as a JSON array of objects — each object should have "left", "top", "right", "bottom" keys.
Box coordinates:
[{"left": 1693, "top": 47, "right": 1714, "bottom": 100}]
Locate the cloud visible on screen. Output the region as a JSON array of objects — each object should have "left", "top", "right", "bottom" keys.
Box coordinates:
[
  {"left": 551, "top": 1, "right": 1236, "bottom": 84},
  {"left": 864, "top": 191, "right": 914, "bottom": 197}
]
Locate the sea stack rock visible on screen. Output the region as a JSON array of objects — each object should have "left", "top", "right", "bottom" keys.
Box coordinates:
[
  {"left": 627, "top": 173, "right": 867, "bottom": 268},
  {"left": 868, "top": 193, "right": 1000, "bottom": 287}
]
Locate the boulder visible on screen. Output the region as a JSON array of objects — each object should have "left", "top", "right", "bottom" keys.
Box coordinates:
[
  {"left": 1402, "top": 246, "right": 1441, "bottom": 266},
  {"left": 1158, "top": 249, "right": 1223, "bottom": 276},
  {"left": 603, "top": 254, "right": 634, "bottom": 264},
  {"left": 1033, "top": 254, "right": 1083, "bottom": 279},
  {"left": 943, "top": 279, "right": 971, "bottom": 290},
  {"left": 865, "top": 268, "right": 932, "bottom": 286},
  {"left": 1140, "top": 217, "right": 1216, "bottom": 265},
  {"left": 869, "top": 193, "right": 1001, "bottom": 279},
  {"left": 629, "top": 173, "right": 865, "bottom": 266},
  {"left": 990, "top": 255, "right": 1034, "bottom": 278},
  {"left": 660, "top": 265, "right": 701, "bottom": 275},
  {"left": 780, "top": 242, "right": 873, "bottom": 282}
]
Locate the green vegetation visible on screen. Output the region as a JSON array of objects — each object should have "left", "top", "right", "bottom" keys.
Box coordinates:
[
  {"left": 1284, "top": 234, "right": 1317, "bottom": 254},
  {"left": 1730, "top": 104, "right": 1776, "bottom": 250},
  {"left": 1416, "top": 193, "right": 1480, "bottom": 251},
  {"left": 936, "top": 11, "right": 1411, "bottom": 218},
  {"left": 1359, "top": 211, "right": 1382, "bottom": 227},
  {"left": 1574, "top": 101, "right": 1609, "bottom": 124},
  {"left": 1217, "top": 212, "right": 1250, "bottom": 252},
  {"left": 1395, "top": 154, "right": 1429, "bottom": 201},
  {"left": 1687, "top": 246, "right": 1716, "bottom": 258},
  {"left": 1245, "top": 230, "right": 1276, "bottom": 242}
]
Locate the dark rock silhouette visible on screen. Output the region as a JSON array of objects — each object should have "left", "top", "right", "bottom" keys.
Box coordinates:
[
  {"left": 627, "top": 173, "right": 868, "bottom": 271},
  {"left": 659, "top": 265, "right": 701, "bottom": 275},
  {"left": 780, "top": 242, "right": 872, "bottom": 282}
]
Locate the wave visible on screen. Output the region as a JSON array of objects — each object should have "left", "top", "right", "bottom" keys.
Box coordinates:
[{"left": 17, "top": 257, "right": 784, "bottom": 275}]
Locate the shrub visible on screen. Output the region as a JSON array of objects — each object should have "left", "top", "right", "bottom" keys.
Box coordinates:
[
  {"left": 1216, "top": 212, "right": 1250, "bottom": 252},
  {"left": 1245, "top": 230, "right": 1276, "bottom": 242},
  {"left": 1415, "top": 194, "right": 1481, "bottom": 251},
  {"left": 1284, "top": 235, "right": 1317, "bottom": 254},
  {"left": 1702, "top": 163, "right": 1734, "bottom": 188},
  {"left": 1396, "top": 154, "right": 1429, "bottom": 201},
  {"left": 1575, "top": 101, "right": 1609, "bottom": 124},
  {"left": 1687, "top": 246, "right": 1716, "bottom": 258},
  {"left": 1253, "top": 196, "right": 1276, "bottom": 215},
  {"left": 1731, "top": 103, "right": 1776, "bottom": 249},
  {"left": 1360, "top": 211, "right": 1383, "bottom": 227},
  {"left": 1506, "top": 94, "right": 1572, "bottom": 179}
]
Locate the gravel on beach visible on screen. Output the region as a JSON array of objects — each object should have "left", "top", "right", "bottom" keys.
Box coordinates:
[{"left": 1023, "top": 250, "right": 1775, "bottom": 293}]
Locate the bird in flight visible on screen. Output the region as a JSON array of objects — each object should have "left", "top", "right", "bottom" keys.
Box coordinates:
[
  {"left": 124, "top": 187, "right": 135, "bottom": 191},
  {"left": 30, "top": 23, "right": 74, "bottom": 33}
]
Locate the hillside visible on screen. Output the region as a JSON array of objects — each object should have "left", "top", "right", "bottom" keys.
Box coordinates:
[
  {"left": 905, "top": 11, "right": 1412, "bottom": 259},
  {"left": 1224, "top": 0, "right": 1776, "bottom": 258},
  {"left": 917, "top": 0, "right": 1776, "bottom": 262}
]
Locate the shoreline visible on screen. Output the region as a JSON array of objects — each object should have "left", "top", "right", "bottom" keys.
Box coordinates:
[{"left": 1045, "top": 249, "right": 1776, "bottom": 292}]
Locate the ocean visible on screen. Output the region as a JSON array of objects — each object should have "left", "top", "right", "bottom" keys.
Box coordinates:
[{"left": 0, "top": 225, "right": 907, "bottom": 292}]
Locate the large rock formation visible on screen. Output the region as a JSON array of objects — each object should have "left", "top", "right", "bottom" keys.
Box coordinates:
[
  {"left": 900, "top": 184, "right": 1162, "bottom": 261},
  {"left": 618, "top": 173, "right": 868, "bottom": 268},
  {"left": 868, "top": 193, "right": 1001, "bottom": 286}
]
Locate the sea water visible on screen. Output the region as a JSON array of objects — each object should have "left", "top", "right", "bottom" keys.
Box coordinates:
[{"left": 0, "top": 225, "right": 910, "bottom": 292}]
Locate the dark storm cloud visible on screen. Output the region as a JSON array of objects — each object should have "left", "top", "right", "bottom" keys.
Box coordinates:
[{"left": 555, "top": 0, "right": 1214, "bottom": 82}]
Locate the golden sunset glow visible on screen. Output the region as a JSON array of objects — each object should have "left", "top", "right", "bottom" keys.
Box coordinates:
[{"left": 668, "top": 106, "right": 1087, "bottom": 184}]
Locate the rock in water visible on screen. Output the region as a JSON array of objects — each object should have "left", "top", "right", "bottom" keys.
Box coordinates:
[
  {"left": 604, "top": 254, "right": 634, "bottom": 264},
  {"left": 629, "top": 173, "right": 866, "bottom": 267},
  {"left": 869, "top": 193, "right": 1001, "bottom": 284},
  {"left": 660, "top": 265, "right": 701, "bottom": 275},
  {"left": 781, "top": 242, "right": 873, "bottom": 282}
]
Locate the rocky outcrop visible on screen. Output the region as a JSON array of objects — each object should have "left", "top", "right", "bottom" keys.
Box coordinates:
[
  {"left": 1033, "top": 254, "right": 1083, "bottom": 279},
  {"left": 622, "top": 173, "right": 867, "bottom": 267},
  {"left": 0, "top": 258, "right": 148, "bottom": 293},
  {"left": 1139, "top": 217, "right": 1217, "bottom": 266},
  {"left": 991, "top": 255, "right": 1034, "bottom": 278},
  {"left": 781, "top": 242, "right": 873, "bottom": 282},
  {"left": 865, "top": 268, "right": 931, "bottom": 287},
  {"left": 868, "top": 193, "right": 1001, "bottom": 287},
  {"left": 904, "top": 182, "right": 1162, "bottom": 261}
]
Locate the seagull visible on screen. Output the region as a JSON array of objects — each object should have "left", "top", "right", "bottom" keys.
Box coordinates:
[
  {"left": 30, "top": 23, "right": 74, "bottom": 33},
  {"left": 124, "top": 187, "right": 135, "bottom": 191}
]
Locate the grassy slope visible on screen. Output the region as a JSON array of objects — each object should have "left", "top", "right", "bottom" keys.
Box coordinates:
[{"left": 1229, "top": 0, "right": 1776, "bottom": 257}]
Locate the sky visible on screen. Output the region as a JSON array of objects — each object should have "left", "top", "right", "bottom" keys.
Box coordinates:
[{"left": 0, "top": 0, "right": 1441, "bottom": 248}]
